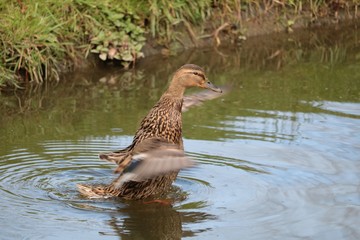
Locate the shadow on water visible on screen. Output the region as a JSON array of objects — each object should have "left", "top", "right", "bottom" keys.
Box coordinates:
[
  {"left": 1, "top": 21, "right": 360, "bottom": 239},
  {"left": 67, "top": 192, "right": 216, "bottom": 239},
  {"left": 101, "top": 203, "right": 215, "bottom": 239}
]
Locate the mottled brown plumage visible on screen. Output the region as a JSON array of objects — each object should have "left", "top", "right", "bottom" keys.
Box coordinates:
[{"left": 77, "top": 64, "right": 222, "bottom": 200}]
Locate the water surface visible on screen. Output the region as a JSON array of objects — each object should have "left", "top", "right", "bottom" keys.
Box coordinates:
[{"left": 1, "top": 22, "right": 360, "bottom": 239}]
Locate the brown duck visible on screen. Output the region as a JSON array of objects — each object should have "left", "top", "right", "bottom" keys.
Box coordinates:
[{"left": 77, "top": 64, "right": 222, "bottom": 200}]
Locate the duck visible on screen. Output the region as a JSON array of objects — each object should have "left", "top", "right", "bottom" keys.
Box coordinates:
[{"left": 77, "top": 64, "right": 222, "bottom": 200}]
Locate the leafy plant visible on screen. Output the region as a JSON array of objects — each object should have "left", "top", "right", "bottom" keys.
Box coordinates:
[{"left": 87, "top": 5, "right": 146, "bottom": 68}]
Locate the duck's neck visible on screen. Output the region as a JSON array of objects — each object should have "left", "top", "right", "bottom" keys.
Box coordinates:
[{"left": 163, "top": 81, "right": 186, "bottom": 99}]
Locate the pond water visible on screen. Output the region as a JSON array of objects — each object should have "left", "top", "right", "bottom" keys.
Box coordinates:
[{"left": 1, "top": 22, "right": 360, "bottom": 240}]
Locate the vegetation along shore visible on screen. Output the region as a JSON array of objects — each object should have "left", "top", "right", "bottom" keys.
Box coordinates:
[{"left": 0, "top": 0, "right": 359, "bottom": 89}]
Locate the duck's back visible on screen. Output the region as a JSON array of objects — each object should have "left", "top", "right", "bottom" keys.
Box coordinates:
[{"left": 132, "top": 95, "right": 184, "bottom": 149}]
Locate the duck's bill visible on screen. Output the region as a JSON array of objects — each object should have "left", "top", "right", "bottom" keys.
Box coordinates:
[{"left": 206, "top": 81, "right": 222, "bottom": 93}]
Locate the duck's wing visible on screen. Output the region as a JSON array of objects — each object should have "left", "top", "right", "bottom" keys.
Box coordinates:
[
  {"left": 77, "top": 147, "right": 193, "bottom": 198},
  {"left": 111, "top": 138, "right": 195, "bottom": 189},
  {"left": 182, "top": 86, "right": 229, "bottom": 112}
]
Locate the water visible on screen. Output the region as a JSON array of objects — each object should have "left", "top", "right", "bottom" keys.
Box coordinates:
[{"left": 1, "top": 22, "right": 360, "bottom": 239}]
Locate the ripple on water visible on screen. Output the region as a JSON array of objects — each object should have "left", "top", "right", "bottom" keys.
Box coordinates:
[
  {"left": 306, "top": 101, "right": 360, "bottom": 118},
  {"left": 1, "top": 117, "right": 359, "bottom": 240},
  {"left": 212, "top": 110, "right": 302, "bottom": 143},
  {"left": 0, "top": 140, "right": 111, "bottom": 209},
  {"left": 184, "top": 135, "right": 360, "bottom": 237},
  {"left": 0, "top": 137, "right": 220, "bottom": 217}
]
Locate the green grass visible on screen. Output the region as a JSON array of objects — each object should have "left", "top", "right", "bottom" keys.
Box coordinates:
[
  {"left": 0, "top": 0, "right": 147, "bottom": 87},
  {"left": 0, "top": 0, "right": 359, "bottom": 88}
]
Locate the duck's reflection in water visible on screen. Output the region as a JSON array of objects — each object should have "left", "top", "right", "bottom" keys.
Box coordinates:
[{"left": 104, "top": 201, "right": 215, "bottom": 239}]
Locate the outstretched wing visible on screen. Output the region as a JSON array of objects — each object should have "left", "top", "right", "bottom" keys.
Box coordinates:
[
  {"left": 112, "top": 138, "right": 195, "bottom": 189},
  {"left": 182, "top": 86, "right": 229, "bottom": 112}
]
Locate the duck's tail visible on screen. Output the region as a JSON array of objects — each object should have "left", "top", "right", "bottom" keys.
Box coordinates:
[
  {"left": 99, "top": 145, "right": 133, "bottom": 164},
  {"left": 77, "top": 184, "right": 114, "bottom": 199},
  {"left": 99, "top": 151, "right": 129, "bottom": 164}
]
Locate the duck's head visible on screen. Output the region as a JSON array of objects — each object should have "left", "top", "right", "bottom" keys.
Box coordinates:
[{"left": 170, "top": 64, "right": 222, "bottom": 94}]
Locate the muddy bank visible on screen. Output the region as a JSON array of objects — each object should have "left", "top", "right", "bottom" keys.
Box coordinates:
[{"left": 143, "top": 11, "right": 360, "bottom": 57}]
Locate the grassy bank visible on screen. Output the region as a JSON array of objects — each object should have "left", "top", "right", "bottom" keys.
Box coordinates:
[{"left": 0, "top": 0, "right": 359, "bottom": 88}]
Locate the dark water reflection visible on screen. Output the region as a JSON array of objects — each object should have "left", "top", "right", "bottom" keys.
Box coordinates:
[{"left": 1, "top": 22, "right": 360, "bottom": 239}]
